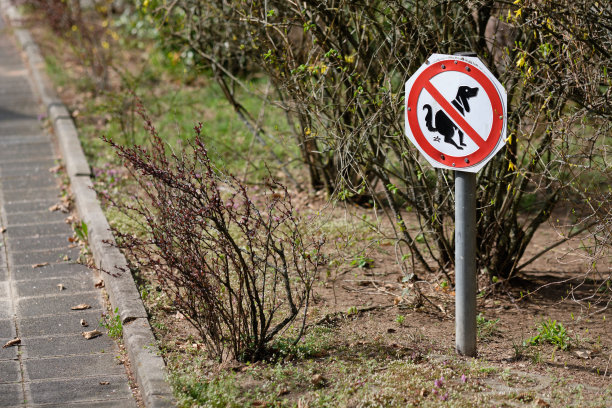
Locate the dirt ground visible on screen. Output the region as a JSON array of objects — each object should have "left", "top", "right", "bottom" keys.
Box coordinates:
[
  {"left": 309, "top": 204, "right": 611, "bottom": 389},
  {"left": 143, "top": 198, "right": 610, "bottom": 406}
]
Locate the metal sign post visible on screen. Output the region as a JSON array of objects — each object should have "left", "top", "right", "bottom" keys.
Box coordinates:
[
  {"left": 454, "top": 171, "right": 477, "bottom": 356},
  {"left": 404, "top": 52, "right": 507, "bottom": 357},
  {"left": 453, "top": 51, "right": 477, "bottom": 357}
]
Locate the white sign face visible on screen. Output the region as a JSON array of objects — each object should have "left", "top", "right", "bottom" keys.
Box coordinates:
[{"left": 404, "top": 54, "right": 507, "bottom": 172}]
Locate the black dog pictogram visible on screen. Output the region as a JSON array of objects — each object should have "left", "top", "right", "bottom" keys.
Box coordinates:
[{"left": 423, "top": 86, "right": 479, "bottom": 150}]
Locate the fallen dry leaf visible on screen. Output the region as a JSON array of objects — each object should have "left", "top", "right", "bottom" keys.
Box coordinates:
[
  {"left": 175, "top": 311, "right": 185, "bottom": 320},
  {"left": 49, "top": 165, "right": 62, "bottom": 173},
  {"left": 50, "top": 203, "right": 69, "bottom": 213},
  {"left": 0, "top": 227, "right": 6, "bottom": 234},
  {"left": 80, "top": 319, "right": 88, "bottom": 327},
  {"left": 31, "top": 262, "right": 49, "bottom": 269},
  {"left": 82, "top": 330, "right": 102, "bottom": 340},
  {"left": 311, "top": 373, "right": 326, "bottom": 387},
  {"left": 94, "top": 279, "right": 104, "bottom": 288},
  {"left": 57, "top": 284, "right": 65, "bottom": 291},
  {"left": 99, "top": 381, "right": 109, "bottom": 385},
  {"left": 2, "top": 338, "right": 20, "bottom": 348},
  {"left": 71, "top": 304, "right": 91, "bottom": 310},
  {"left": 65, "top": 215, "right": 77, "bottom": 224},
  {"left": 574, "top": 349, "right": 592, "bottom": 359},
  {"left": 62, "top": 255, "right": 70, "bottom": 261},
  {"left": 67, "top": 236, "right": 76, "bottom": 243}
]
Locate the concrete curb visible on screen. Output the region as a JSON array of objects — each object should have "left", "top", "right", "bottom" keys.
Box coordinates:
[{"left": 1, "top": 3, "right": 176, "bottom": 406}]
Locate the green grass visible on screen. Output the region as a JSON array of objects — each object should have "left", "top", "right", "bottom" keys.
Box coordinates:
[
  {"left": 170, "top": 351, "right": 494, "bottom": 407},
  {"left": 525, "top": 318, "right": 570, "bottom": 350},
  {"left": 43, "top": 30, "right": 298, "bottom": 182},
  {"left": 350, "top": 254, "right": 374, "bottom": 269},
  {"left": 79, "top": 78, "right": 296, "bottom": 179},
  {"left": 165, "top": 320, "right": 610, "bottom": 407},
  {"left": 100, "top": 307, "right": 123, "bottom": 340}
]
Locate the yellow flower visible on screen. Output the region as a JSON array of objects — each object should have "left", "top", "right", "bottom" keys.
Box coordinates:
[
  {"left": 71, "top": 25, "right": 78, "bottom": 32},
  {"left": 102, "top": 20, "right": 108, "bottom": 28},
  {"left": 169, "top": 52, "right": 180, "bottom": 65},
  {"left": 515, "top": 8, "right": 522, "bottom": 18},
  {"left": 508, "top": 162, "right": 516, "bottom": 171},
  {"left": 305, "top": 128, "right": 311, "bottom": 136},
  {"left": 101, "top": 41, "right": 110, "bottom": 50},
  {"left": 516, "top": 55, "right": 526, "bottom": 68},
  {"left": 344, "top": 55, "right": 355, "bottom": 64}
]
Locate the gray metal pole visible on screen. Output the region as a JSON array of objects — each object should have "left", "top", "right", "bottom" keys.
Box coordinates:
[
  {"left": 455, "top": 171, "right": 477, "bottom": 356},
  {"left": 453, "top": 51, "right": 478, "bottom": 357}
]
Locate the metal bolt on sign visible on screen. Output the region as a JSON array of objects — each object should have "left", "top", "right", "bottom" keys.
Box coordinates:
[{"left": 404, "top": 52, "right": 507, "bottom": 356}]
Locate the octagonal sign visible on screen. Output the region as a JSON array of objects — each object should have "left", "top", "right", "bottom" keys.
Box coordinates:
[{"left": 405, "top": 54, "right": 507, "bottom": 172}]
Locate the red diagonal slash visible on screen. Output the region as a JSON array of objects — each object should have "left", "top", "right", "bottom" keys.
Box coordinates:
[{"left": 423, "top": 81, "right": 486, "bottom": 148}]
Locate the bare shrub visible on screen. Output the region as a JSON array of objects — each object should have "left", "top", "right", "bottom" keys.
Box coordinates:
[
  {"left": 151, "top": 1, "right": 610, "bottom": 291},
  {"left": 20, "top": 0, "right": 114, "bottom": 90},
  {"left": 104, "top": 107, "right": 325, "bottom": 362}
]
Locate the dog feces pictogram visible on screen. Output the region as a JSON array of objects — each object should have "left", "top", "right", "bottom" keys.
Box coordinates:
[
  {"left": 404, "top": 54, "right": 507, "bottom": 172},
  {"left": 423, "top": 86, "right": 479, "bottom": 150}
]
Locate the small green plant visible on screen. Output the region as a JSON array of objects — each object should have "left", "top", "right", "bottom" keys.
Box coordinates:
[
  {"left": 346, "top": 306, "right": 358, "bottom": 316},
  {"left": 477, "top": 313, "right": 500, "bottom": 339},
  {"left": 395, "top": 315, "right": 406, "bottom": 325},
  {"left": 73, "top": 220, "right": 89, "bottom": 243},
  {"left": 350, "top": 254, "right": 373, "bottom": 269},
  {"left": 270, "top": 327, "right": 332, "bottom": 361},
  {"left": 525, "top": 319, "right": 570, "bottom": 350},
  {"left": 530, "top": 350, "right": 542, "bottom": 364},
  {"left": 101, "top": 307, "right": 123, "bottom": 340},
  {"left": 512, "top": 341, "right": 527, "bottom": 361},
  {"left": 139, "top": 285, "right": 149, "bottom": 302}
]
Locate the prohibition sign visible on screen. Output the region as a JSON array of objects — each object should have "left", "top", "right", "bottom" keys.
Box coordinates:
[{"left": 405, "top": 57, "right": 506, "bottom": 170}]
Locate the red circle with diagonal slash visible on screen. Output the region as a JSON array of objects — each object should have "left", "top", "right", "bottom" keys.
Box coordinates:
[{"left": 406, "top": 59, "right": 505, "bottom": 168}]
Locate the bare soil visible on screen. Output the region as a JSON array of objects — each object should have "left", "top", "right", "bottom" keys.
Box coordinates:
[{"left": 144, "top": 199, "right": 611, "bottom": 406}]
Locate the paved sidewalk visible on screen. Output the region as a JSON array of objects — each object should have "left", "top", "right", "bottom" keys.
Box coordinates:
[{"left": 0, "top": 17, "right": 137, "bottom": 408}]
